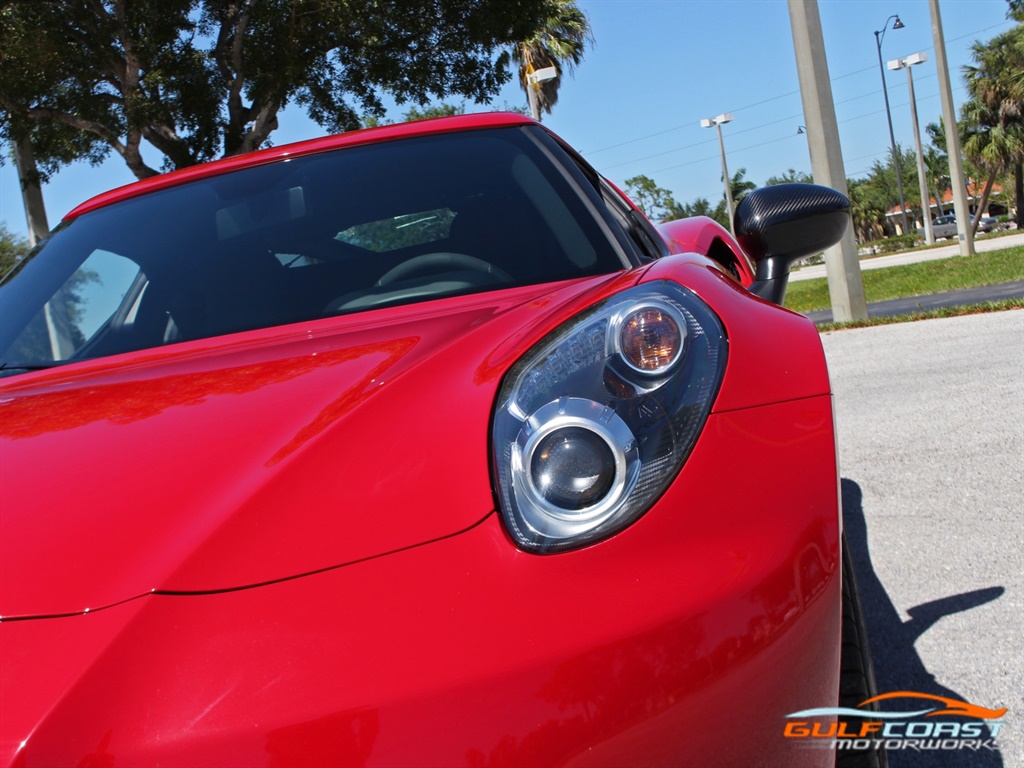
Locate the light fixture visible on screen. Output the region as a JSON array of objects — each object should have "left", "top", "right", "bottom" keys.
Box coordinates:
[{"left": 525, "top": 66, "right": 558, "bottom": 121}]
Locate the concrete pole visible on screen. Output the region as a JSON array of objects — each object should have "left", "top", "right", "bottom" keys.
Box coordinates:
[
  {"left": 787, "top": 0, "right": 867, "bottom": 322},
  {"left": 905, "top": 62, "right": 935, "bottom": 244},
  {"left": 928, "top": 0, "right": 975, "bottom": 256},
  {"left": 716, "top": 123, "right": 736, "bottom": 237}
]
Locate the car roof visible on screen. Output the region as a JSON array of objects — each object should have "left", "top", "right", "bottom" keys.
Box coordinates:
[{"left": 65, "top": 112, "right": 537, "bottom": 221}]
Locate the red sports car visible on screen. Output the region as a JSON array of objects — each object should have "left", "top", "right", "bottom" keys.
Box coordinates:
[{"left": 0, "top": 113, "right": 872, "bottom": 766}]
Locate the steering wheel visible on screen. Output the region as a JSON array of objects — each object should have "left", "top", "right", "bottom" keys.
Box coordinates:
[{"left": 376, "top": 252, "right": 512, "bottom": 286}]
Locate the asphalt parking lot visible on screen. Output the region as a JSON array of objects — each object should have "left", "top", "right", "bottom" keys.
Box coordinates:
[{"left": 820, "top": 310, "right": 1024, "bottom": 768}]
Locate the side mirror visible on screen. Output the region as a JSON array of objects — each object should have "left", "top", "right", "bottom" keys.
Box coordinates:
[{"left": 734, "top": 183, "right": 850, "bottom": 305}]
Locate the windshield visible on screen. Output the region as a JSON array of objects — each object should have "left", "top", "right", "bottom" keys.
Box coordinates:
[{"left": 0, "top": 127, "right": 626, "bottom": 375}]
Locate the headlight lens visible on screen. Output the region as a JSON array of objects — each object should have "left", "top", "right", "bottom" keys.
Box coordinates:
[{"left": 492, "top": 281, "right": 727, "bottom": 552}]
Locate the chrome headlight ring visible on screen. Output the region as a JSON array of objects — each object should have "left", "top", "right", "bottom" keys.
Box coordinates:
[{"left": 511, "top": 397, "right": 641, "bottom": 539}]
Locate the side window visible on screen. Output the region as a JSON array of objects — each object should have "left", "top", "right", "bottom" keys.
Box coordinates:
[
  {"left": 6, "top": 250, "right": 143, "bottom": 362},
  {"left": 542, "top": 130, "right": 665, "bottom": 264},
  {"left": 598, "top": 179, "right": 670, "bottom": 261}
]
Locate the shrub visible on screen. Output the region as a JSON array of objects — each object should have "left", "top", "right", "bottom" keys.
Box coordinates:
[{"left": 863, "top": 234, "right": 918, "bottom": 255}]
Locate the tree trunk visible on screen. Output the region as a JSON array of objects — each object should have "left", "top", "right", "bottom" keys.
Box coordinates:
[
  {"left": 12, "top": 137, "right": 50, "bottom": 246},
  {"left": 971, "top": 175, "right": 995, "bottom": 237},
  {"left": 1015, "top": 162, "right": 1023, "bottom": 230}
]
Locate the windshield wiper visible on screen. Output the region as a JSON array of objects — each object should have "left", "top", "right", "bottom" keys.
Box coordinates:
[{"left": 0, "top": 361, "right": 66, "bottom": 372}]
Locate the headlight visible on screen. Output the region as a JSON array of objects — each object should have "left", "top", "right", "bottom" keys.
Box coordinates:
[
  {"left": 492, "top": 281, "right": 727, "bottom": 553},
  {"left": 489, "top": 282, "right": 724, "bottom": 552}
]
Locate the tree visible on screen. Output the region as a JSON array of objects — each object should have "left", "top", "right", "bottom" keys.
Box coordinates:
[
  {"left": 362, "top": 100, "right": 524, "bottom": 129},
  {"left": 766, "top": 169, "right": 813, "bottom": 186},
  {"left": 922, "top": 143, "right": 950, "bottom": 217},
  {"left": 624, "top": 174, "right": 678, "bottom": 220},
  {"left": 847, "top": 178, "right": 883, "bottom": 244},
  {"left": 513, "top": 0, "right": 592, "bottom": 120},
  {"left": 663, "top": 197, "right": 729, "bottom": 229},
  {"left": 0, "top": 0, "right": 552, "bottom": 181},
  {"left": 962, "top": 14, "right": 1024, "bottom": 230},
  {"left": 621, "top": 174, "right": 730, "bottom": 229},
  {"left": 403, "top": 103, "right": 465, "bottom": 122},
  {"left": 727, "top": 168, "right": 756, "bottom": 207},
  {"left": 856, "top": 145, "right": 921, "bottom": 236},
  {"left": 961, "top": 99, "right": 1024, "bottom": 234},
  {"left": 1, "top": 222, "right": 29, "bottom": 277}
]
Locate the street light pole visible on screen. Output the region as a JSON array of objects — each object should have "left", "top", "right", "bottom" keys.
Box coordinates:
[
  {"left": 890, "top": 52, "right": 934, "bottom": 244},
  {"left": 701, "top": 113, "right": 735, "bottom": 236},
  {"left": 874, "top": 14, "right": 911, "bottom": 237}
]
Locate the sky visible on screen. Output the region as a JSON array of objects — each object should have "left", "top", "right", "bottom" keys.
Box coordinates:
[{"left": 0, "top": 0, "right": 1016, "bottom": 241}]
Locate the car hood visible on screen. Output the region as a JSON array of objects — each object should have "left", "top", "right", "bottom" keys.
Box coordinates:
[{"left": 0, "top": 274, "right": 633, "bottom": 620}]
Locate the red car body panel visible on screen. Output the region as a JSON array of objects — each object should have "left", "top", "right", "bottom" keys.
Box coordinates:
[
  {"left": 3, "top": 401, "right": 839, "bottom": 767},
  {"left": 1, "top": 116, "right": 842, "bottom": 766},
  {"left": 656, "top": 216, "right": 757, "bottom": 286},
  {"left": 1, "top": 273, "right": 638, "bottom": 619}
]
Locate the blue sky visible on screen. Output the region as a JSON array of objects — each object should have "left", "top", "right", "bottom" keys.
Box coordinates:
[{"left": 1, "top": 0, "right": 1015, "bottom": 240}]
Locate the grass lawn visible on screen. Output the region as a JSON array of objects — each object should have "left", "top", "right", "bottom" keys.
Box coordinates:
[
  {"left": 816, "top": 299, "right": 1024, "bottom": 332},
  {"left": 784, "top": 245, "right": 1024, "bottom": 313}
]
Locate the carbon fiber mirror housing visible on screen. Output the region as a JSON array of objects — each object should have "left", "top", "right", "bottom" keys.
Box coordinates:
[{"left": 734, "top": 183, "right": 850, "bottom": 306}]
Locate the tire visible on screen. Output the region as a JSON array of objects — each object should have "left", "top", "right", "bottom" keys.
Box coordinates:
[{"left": 836, "top": 534, "right": 889, "bottom": 768}]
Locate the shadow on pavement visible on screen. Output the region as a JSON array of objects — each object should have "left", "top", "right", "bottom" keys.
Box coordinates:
[{"left": 842, "top": 478, "right": 1006, "bottom": 768}]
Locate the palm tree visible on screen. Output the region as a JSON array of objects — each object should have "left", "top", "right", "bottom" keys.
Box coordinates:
[
  {"left": 962, "top": 15, "right": 1024, "bottom": 230},
  {"left": 961, "top": 100, "right": 1024, "bottom": 234},
  {"left": 848, "top": 177, "right": 889, "bottom": 244},
  {"left": 513, "top": 0, "right": 592, "bottom": 120},
  {"left": 923, "top": 145, "right": 950, "bottom": 217},
  {"left": 729, "top": 168, "right": 757, "bottom": 205}
]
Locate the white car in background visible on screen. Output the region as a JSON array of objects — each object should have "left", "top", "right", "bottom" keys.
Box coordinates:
[{"left": 922, "top": 213, "right": 1004, "bottom": 239}]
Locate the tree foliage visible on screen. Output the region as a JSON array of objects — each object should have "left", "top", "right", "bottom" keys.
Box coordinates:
[
  {"left": 765, "top": 168, "right": 813, "bottom": 186},
  {"left": 0, "top": 0, "right": 552, "bottom": 180},
  {"left": 623, "top": 174, "right": 676, "bottom": 220},
  {"left": 845, "top": 145, "right": 923, "bottom": 239},
  {"left": 727, "top": 167, "right": 756, "bottom": 205},
  {"left": 623, "top": 174, "right": 729, "bottom": 228},
  {"left": 664, "top": 197, "right": 728, "bottom": 229},
  {"left": 961, "top": 12, "right": 1024, "bottom": 229},
  {"left": 513, "top": 0, "right": 591, "bottom": 119},
  {"left": 0, "top": 222, "right": 30, "bottom": 277}
]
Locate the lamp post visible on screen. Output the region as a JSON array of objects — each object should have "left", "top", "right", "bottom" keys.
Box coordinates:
[
  {"left": 889, "top": 52, "right": 934, "bottom": 244},
  {"left": 700, "top": 113, "right": 735, "bottom": 236},
  {"left": 874, "top": 14, "right": 911, "bottom": 237}
]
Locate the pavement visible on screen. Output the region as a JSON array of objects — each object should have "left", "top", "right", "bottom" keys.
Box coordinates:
[
  {"left": 797, "top": 233, "right": 1023, "bottom": 766},
  {"left": 821, "top": 311, "right": 1024, "bottom": 768}
]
